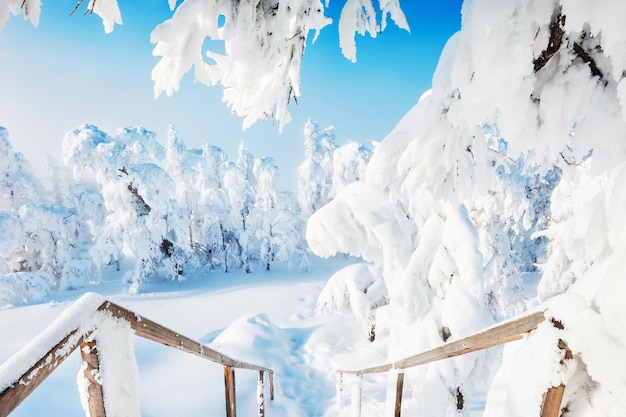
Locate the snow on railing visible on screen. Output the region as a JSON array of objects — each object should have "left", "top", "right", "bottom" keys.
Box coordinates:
[
  {"left": 0, "top": 293, "right": 275, "bottom": 417},
  {"left": 336, "top": 310, "right": 571, "bottom": 417}
]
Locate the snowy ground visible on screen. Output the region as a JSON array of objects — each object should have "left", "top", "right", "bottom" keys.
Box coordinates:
[{"left": 0, "top": 256, "right": 395, "bottom": 417}]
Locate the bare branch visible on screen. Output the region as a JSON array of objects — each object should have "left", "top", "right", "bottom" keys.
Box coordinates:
[
  {"left": 69, "top": 0, "right": 84, "bottom": 16},
  {"left": 559, "top": 152, "right": 581, "bottom": 166},
  {"left": 572, "top": 41, "right": 604, "bottom": 80},
  {"left": 85, "top": 0, "right": 97, "bottom": 16},
  {"left": 533, "top": 9, "right": 565, "bottom": 73}
]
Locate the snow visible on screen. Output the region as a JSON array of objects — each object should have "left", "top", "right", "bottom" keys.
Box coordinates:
[
  {"left": 0, "top": 0, "right": 40, "bottom": 29},
  {"left": 77, "top": 310, "right": 141, "bottom": 417},
  {"left": 316, "top": 262, "right": 386, "bottom": 333},
  {"left": 0, "top": 257, "right": 369, "bottom": 417},
  {"left": 0, "top": 292, "right": 104, "bottom": 393},
  {"left": 1, "top": 122, "right": 310, "bottom": 306},
  {"left": 91, "top": 0, "right": 123, "bottom": 34},
  {"left": 0, "top": 0, "right": 409, "bottom": 131},
  {"left": 3, "top": 0, "right": 626, "bottom": 416},
  {"left": 306, "top": 0, "right": 626, "bottom": 414},
  {"left": 338, "top": 0, "right": 409, "bottom": 62}
]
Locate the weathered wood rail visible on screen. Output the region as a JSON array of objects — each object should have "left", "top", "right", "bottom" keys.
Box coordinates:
[
  {"left": 337, "top": 310, "right": 571, "bottom": 417},
  {"left": 0, "top": 294, "right": 275, "bottom": 417}
]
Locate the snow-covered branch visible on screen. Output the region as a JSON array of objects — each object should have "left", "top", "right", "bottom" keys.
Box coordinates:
[{"left": 0, "top": 0, "right": 408, "bottom": 131}]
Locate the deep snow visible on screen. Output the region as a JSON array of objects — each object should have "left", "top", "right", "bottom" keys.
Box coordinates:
[{"left": 0, "top": 256, "right": 399, "bottom": 417}]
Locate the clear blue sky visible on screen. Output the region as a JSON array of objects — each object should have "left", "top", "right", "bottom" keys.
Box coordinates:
[{"left": 0, "top": 0, "right": 463, "bottom": 189}]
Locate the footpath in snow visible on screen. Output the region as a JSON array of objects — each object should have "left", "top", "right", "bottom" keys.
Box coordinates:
[{"left": 0, "top": 256, "right": 389, "bottom": 417}]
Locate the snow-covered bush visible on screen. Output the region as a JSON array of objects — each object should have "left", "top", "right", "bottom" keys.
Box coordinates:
[
  {"left": 316, "top": 262, "right": 386, "bottom": 338},
  {"left": 308, "top": 1, "right": 626, "bottom": 415},
  {"left": 0, "top": 127, "right": 99, "bottom": 308}
]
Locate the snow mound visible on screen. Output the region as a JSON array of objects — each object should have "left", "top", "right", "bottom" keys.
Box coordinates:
[{"left": 208, "top": 313, "right": 333, "bottom": 417}]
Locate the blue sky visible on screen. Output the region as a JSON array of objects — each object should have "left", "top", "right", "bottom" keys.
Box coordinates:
[{"left": 0, "top": 0, "right": 463, "bottom": 189}]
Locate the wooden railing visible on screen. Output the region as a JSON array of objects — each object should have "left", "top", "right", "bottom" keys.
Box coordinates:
[
  {"left": 337, "top": 310, "right": 571, "bottom": 417},
  {"left": 0, "top": 294, "right": 275, "bottom": 417}
]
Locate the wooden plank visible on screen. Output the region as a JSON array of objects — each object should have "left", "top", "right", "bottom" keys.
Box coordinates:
[
  {"left": 395, "top": 311, "right": 545, "bottom": 370},
  {"left": 258, "top": 371, "right": 265, "bottom": 417},
  {"left": 394, "top": 372, "right": 404, "bottom": 417},
  {"left": 339, "top": 311, "right": 545, "bottom": 375},
  {"left": 336, "top": 372, "right": 344, "bottom": 412},
  {"left": 540, "top": 384, "right": 565, "bottom": 417},
  {"left": 351, "top": 374, "right": 363, "bottom": 417},
  {"left": 0, "top": 330, "right": 83, "bottom": 417},
  {"left": 80, "top": 340, "right": 106, "bottom": 417},
  {"left": 1, "top": 297, "right": 275, "bottom": 417},
  {"left": 102, "top": 302, "right": 273, "bottom": 374},
  {"left": 341, "top": 364, "right": 393, "bottom": 376},
  {"left": 540, "top": 339, "right": 571, "bottom": 417},
  {"left": 224, "top": 366, "right": 237, "bottom": 417}
]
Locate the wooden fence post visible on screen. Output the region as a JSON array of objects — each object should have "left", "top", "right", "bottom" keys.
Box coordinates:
[
  {"left": 337, "top": 372, "right": 344, "bottom": 412},
  {"left": 351, "top": 374, "right": 363, "bottom": 417},
  {"left": 540, "top": 322, "right": 572, "bottom": 417},
  {"left": 224, "top": 365, "right": 237, "bottom": 417},
  {"left": 258, "top": 370, "right": 265, "bottom": 417},
  {"left": 540, "top": 384, "right": 566, "bottom": 417},
  {"left": 80, "top": 339, "right": 106, "bottom": 417},
  {"left": 394, "top": 372, "right": 405, "bottom": 417}
]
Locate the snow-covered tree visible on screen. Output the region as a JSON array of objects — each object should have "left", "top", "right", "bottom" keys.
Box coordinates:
[
  {"left": 59, "top": 122, "right": 311, "bottom": 280},
  {"left": 63, "top": 125, "right": 187, "bottom": 292},
  {"left": 233, "top": 143, "right": 257, "bottom": 266},
  {"left": 0, "top": 0, "right": 408, "bottom": 131},
  {"left": 0, "top": 127, "right": 99, "bottom": 308},
  {"left": 252, "top": 157, "right": 309, "bottom": 271},
  {"left": 330, "top": 141, "right": 371, "bottom": 197},
  {"left": 0, "top": 127, "right": 40, "bottom": 214},
  {"left": 297, "top": 120, "right": 337, "bottom": 218},
  {"left": 308, "top": 1, "right": 626, "bottom": 416},
  {"left": 297, "top": 119, "right": 371, "bottom": 219},
  {"left": 195, "top": 143, "right": 245, "bottom": 272}
]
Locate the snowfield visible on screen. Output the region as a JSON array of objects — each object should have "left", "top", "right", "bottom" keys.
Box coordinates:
[{"left": 0, "top": 256, "right": 394, "bottom": 417}]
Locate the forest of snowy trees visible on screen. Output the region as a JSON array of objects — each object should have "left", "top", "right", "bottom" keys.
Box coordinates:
[{"left": 0, "top": 120, "right": 370, "bottom": 308}]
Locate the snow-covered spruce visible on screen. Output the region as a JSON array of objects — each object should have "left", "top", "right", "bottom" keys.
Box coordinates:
[
  {"left": 309, "top": 1, "right": 626, "bottom": 416},
  {"left": 297, "top": 119, "right": 371, "bottom": 220}
]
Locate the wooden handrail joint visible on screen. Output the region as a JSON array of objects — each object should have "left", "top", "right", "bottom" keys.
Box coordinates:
[
  {"left": 0, "top": 295, "right": 276, "bottom": 417},
  {"left": 336, "top": 310, "right": 573, "bottom": 417}
]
